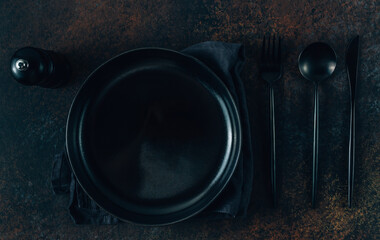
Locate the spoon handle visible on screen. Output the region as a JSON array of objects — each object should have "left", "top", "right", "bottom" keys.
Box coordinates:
[
  {"left": 348, "top": 100, "right": 356, "bottom": 207},
  {"left": 269, "top": 86, "right": 277, "bottom": 207},
  {"left": 312, "top": 84, "right": 319, "bottom": 208}
]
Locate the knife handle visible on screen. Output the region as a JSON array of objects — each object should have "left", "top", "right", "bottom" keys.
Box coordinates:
[{"left": 348, "top": 100, "right": 356, "bottom": 207}]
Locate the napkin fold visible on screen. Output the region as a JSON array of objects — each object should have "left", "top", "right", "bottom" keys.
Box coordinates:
[{"left": 52, "top": 41, "right": 253, "bottom": 224}]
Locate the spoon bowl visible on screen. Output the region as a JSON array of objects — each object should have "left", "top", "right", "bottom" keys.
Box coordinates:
[{"left": 298, "top": 42, "right": 337, "bottom": 82}]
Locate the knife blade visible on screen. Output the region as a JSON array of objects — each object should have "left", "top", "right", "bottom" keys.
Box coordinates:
[
  {"left": 346, "top": 36, "right": 360, "bottom": 101},
  {"left": 345, "top": 35, "right": 360, "bottom": 208}
]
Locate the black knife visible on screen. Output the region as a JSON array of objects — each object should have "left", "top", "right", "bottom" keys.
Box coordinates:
[{"left": 345, "top": 35, "right": 360, "bottom": 208}]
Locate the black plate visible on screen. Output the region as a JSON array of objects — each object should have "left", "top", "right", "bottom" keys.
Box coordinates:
[{"left": 66, "top": 48, "right": 241, "bottom": 225}]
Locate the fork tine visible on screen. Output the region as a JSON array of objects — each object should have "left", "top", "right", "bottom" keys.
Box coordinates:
[
  {"left": 267, "top": 34, "right": 271, "bottom": 60},
  {"left": 261, "top": 35, "right": 266, "bottom": 60},
  {"left": 272, "top": 35, "right": 276, "bottom": 60},
  {"left": 277, "top": 36, "right": 281, "bottom": 63}
]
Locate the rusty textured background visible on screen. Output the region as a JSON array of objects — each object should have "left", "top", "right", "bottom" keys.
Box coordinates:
[{"left": 0, "top": 0, "right": 379, "bottom": 239}]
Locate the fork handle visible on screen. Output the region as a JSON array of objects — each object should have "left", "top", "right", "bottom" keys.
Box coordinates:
[
  {"left": 269, "top": 86, "right": 277, "bottom": 207},
  {"left": 312, "top": 83, "right": 319, "bottom": 208}
]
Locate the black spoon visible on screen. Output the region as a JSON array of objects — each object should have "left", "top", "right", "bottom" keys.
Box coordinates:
[{"left": 298, "top": 42, "right": 337, "bottom": 208}]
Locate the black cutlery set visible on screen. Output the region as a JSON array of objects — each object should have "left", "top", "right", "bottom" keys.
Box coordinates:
[
  {"left": 9, "top": 35, "right": 360, "bottom": 225},
  {"left": 260, "top": 35, "right": 360, "bottom": 208}
]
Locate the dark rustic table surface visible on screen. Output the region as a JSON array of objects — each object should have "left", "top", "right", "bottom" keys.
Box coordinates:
[{"left": 0, "top": 1, "right": 379, "bottom": 239}]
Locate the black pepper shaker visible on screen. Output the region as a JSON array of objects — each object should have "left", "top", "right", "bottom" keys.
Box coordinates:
[{"left": 10, "top": 47, "right": 71, "bottom": 88}]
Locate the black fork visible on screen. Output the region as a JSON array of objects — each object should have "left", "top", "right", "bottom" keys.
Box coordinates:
[{"left": 259, "top": 35, "right": 283, "bottom": 207}]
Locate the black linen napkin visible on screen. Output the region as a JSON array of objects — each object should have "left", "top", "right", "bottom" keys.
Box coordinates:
[{"left": 52, "top": 41, "right": 253, "bottom": 224}]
